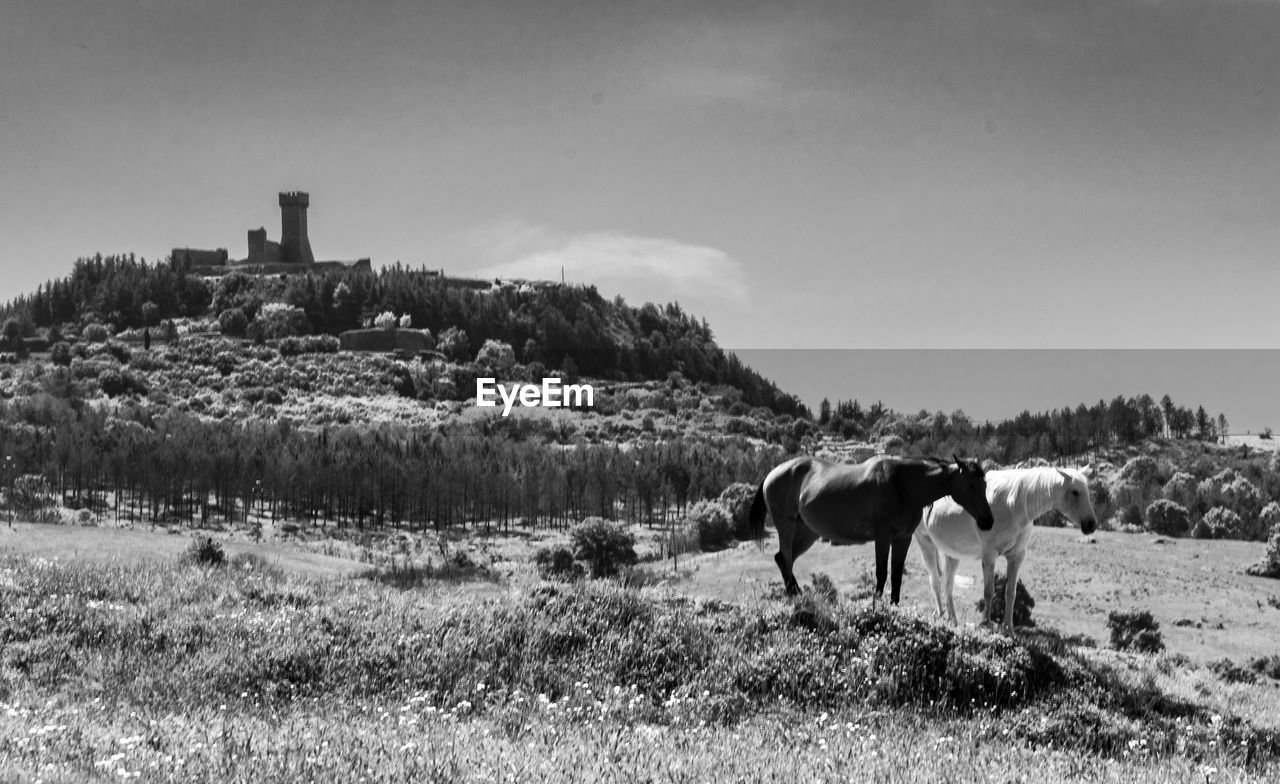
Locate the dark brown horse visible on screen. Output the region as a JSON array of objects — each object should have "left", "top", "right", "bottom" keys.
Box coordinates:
[{"left": 749, "top": 455, "right": 994, "bottom": 603}]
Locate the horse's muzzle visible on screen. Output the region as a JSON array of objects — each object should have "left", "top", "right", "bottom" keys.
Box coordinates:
[
  {"left": 1080, "top": 518, "right": 1097, "bottom": 535},
  {"left": 976, "top": 514, "right": 995, "bottom": 531}
]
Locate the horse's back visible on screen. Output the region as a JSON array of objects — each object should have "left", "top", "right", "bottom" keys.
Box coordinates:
[
  {"left": 794, "top": 455, "right": 899, "bottom": 543},
  {"left": 918, "top": 497, "right": 984, "bottom": 559}
]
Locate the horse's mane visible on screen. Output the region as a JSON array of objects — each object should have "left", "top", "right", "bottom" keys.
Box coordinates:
[{"left": 985, "top": 466, "right": 1074, "bottom": 511}]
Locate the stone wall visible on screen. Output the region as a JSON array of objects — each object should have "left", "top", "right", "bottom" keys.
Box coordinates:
[
  {"left": 338, "top": 328, "right": 433, "bottom": 353},
  {"left": 172, "top": 248, "right": 228, "bottom": 267}
]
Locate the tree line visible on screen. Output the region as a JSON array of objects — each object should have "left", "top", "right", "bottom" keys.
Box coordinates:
[
  {"left": 817, "top": 393, "right": 1232, "bottom": 463},
  {"left": 0, "top": 404, "right": 782, "bottom": 531}
]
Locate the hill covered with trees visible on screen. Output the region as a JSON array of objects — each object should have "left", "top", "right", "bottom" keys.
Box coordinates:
[
  {"left": 1, "top": 254, "right": 1277, "bottom": 554},
  {"left": 0, "top": 254, "right": 805, "bottom": 417}
]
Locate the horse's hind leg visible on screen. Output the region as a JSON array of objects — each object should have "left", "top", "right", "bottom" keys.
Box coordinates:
[
  {"left": 775, "top": 517, "right": 817, "bottom": 596},
  {"left": 1001, "top": 549, "right": 1027, "bottom": 634},
  {"left": 941, "top": 555, "right": 960, "bottom": 624},
  {"left": 771, "top": 514, "right": 799, "bottom": 596}
]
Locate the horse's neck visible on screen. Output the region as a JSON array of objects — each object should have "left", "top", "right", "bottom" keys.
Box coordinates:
[
  {"left": 997, "top": 470, "right": 1058, "bottom": 523},
  {"left": 910, "top": 461, "right": 957, "bottom": 505}
]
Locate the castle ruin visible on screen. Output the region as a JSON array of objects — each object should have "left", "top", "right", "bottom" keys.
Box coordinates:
[{"left": 172, "top": 191, "right": 370, "bottom": 274}]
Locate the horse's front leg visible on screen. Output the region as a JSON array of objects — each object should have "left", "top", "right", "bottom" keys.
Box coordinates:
[
  {"left": 913, "top": 531, "right": 946, "bottom": 617},
  {"left": 1002, "top": 549, "right": 1027, "bottom": 634},
  {"left": 873, "top": 535, "right": 891, "bottom": 603},
  {"left": 888, "top": 533, "right": 913, "bottom": 604}
]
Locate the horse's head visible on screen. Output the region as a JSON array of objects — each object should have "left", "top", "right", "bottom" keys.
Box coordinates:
[
  {"left": 949, "top": 454, "right": 995, "bottom": 531},
  {"left": 1054, "top": 466, "right": 1098, "bottom": 535}
]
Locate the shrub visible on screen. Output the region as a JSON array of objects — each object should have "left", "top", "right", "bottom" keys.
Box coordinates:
[
  {"left": 474, "top": 339, "right": 516, "bottom": 375},
  {"left": 437, "top": 326, "right": 470, "bottom": 363},
  {"left": 1162, "top": 471, "right": 1197, "bottom": 507},
  {"left": 685, "top": 499, "right": 734, "bottom": 551},
  {"left": 717, "top": 482, "right": 757, "bottom": 540},
  {"left": 278, "top": 334, "right": 339, "bottom": 356},
  {"left": 1249, "top": 654, "right": 1280, "bottom": 680},
  {"left": 1107, "top": 609, "right": 1164, "bottom": 654},
  {"left": 183, "top": 535, "right": 225, "bottom": 567},
  {"left": 810, "top": 571, "right": 839, "bottom": 603},
  {"left": 49, "top": 342, "right": 72, "bottom": 367},
  {"left": 218, "top": 308, "right": 249, "bottom": 336},
  {"left": 374, "top": 311, "right": 398, "bottom": 331},
  {"left": 1246, "top": 523, "right": 1280, "bottom": 578},
  {"left": 98, "top": 368, "right": 146, "bottom": 397},
  {"left": 1118, "top": 504, "right": 1143, "bottom": 531},
  {"left": 1145, "top": 499, "right": 1190, "bottom": 537},
  {"left": 1195, "top": 506, "right": 1242, "bottom": 540},
  {"left": 11, "top": 474, "right": 56, "bottom": 519},
  {"left": 251, "top": 303, "right": 308, "bottom": 340},
  {"left": 570, "top": 517, "right": 638, "bottom": 578},
  {"left": 1209, "top": 658, "right": 1258, "bottom": 684},
  {"left": 975, "top": 575, "right": 1036, "bottom": 627},
  {"left": 81, "top": 323, "right": 109, "bottom": 343},
  {"left": 534, "top": 546, "right": 584, "bottom": 581}
]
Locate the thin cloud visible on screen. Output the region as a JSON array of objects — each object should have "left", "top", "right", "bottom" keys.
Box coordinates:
[{"left": 470, "top": 222, "right": 749, "bottom": 308}]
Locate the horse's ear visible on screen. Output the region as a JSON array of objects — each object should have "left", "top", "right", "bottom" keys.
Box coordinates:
[
  {"left": 1056, "top": 467, "right": 1072, "bottom": 482},
  {"left": 1080, "top": 464, "right": 1094, "bottom": 478},
  {"left": 952, "top": 453, "right": 963, "bottom": 470}
]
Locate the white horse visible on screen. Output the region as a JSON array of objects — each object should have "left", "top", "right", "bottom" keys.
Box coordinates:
[{"left": 913, "top": 466, "right": 1098, "bottom": 633}]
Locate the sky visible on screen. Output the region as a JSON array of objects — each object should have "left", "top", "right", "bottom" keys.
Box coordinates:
[{"left": 3, "top": 1, "right": 1279, "bottom": 425}]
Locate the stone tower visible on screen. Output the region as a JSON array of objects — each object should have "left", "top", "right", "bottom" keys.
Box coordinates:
[{"left": 278, "top": 191, "right": 315, "bottom": 265}]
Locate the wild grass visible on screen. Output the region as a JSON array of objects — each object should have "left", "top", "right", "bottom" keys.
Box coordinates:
[{"left": 1, "top": 552, "right": 1277, "bottom": 781}]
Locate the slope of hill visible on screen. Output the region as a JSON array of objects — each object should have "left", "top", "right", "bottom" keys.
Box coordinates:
[{"left": 0, "top": 255, "right": 807, "bottom": 417}]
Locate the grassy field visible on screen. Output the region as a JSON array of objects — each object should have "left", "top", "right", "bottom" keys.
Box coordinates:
[
  {"left": 679, "top": 525, "right": 1280, "bottom": 663},
  {"left": 2, "top": 520, "right": 1279, "bottom": 782}
]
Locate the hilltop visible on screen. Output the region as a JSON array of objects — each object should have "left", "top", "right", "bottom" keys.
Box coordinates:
[{"left": 0, "top": 254, "right": 806, "bottom": 417}]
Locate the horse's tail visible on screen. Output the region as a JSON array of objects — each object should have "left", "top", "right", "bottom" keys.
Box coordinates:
[{"left": 748, "top": 483, "right": 769, "bottom": 539}]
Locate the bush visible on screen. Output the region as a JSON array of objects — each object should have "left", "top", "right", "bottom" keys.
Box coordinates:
[
  {"left": 534, "top": 546, "right": 584, "bottom": 581},
  {"left": 976, "top": 575, "right": 1036, "bottom": 627},
  {"left": 570, "top": 518, "right": 638, "bottom": 578},
  {"left": 1145, "top": 499, "right": 1190, "bottom": 537},
  {"left": 11, "top": 474, "right": 56, "bottom": 519},
  {"left": 251, "top": 303, "right": 309, "bottom": 340},
  {"left": 1249, "top": 654, "right": 1280, "bottom": 680},
  {"left": 1118, "top": 504, "right": 1143, "bottom": 531},
  {"left": 717, "top": 482, "right": 757, "bottom": 540},
  {"left": 1107, "top": 609, "right": 1164, "bottom": 654},
  {"left": 1195, "top": 506, "right": 1242, "bottom": 540},
  {"left": 183, "top": 535, "right": 225, "bottom": 567},
  {"left": 49, "top": 342, "right": 72, "bottom": 367},
  {"left": 81, "top": 323, "right": 109, "bottom": 343},
  {"left": 218, "top": 308, "right": 249, "bottom": 337},
  {"left": 1246, "top": 523, "right": 1280, "bottom": 578},
  {"left": 278, "top": 334, "right": 339, "bottom": 356},
  {"left": 685, "top": 499, "right": 734, "bottom": 551},
  {"left": 1162, "top": 472, "right": 1197, "bottom": 507},
  {"left": 98, "top": 368, "right": 146, "bottom": 397},
  {"left": 1209, "top": 658, "right": 1258, "bottom": 684},
  {"left": 437, "top": 326, "right": 470, "bottom": 363},
  {"left": 810, "top": 571, "right": 839, "bottom": 603},
  {"left": 474, "top": 339, "right": 516, "bottom": 375},
  {"left": 374, "top": 311, "right": 398, "bottom": 331}
]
